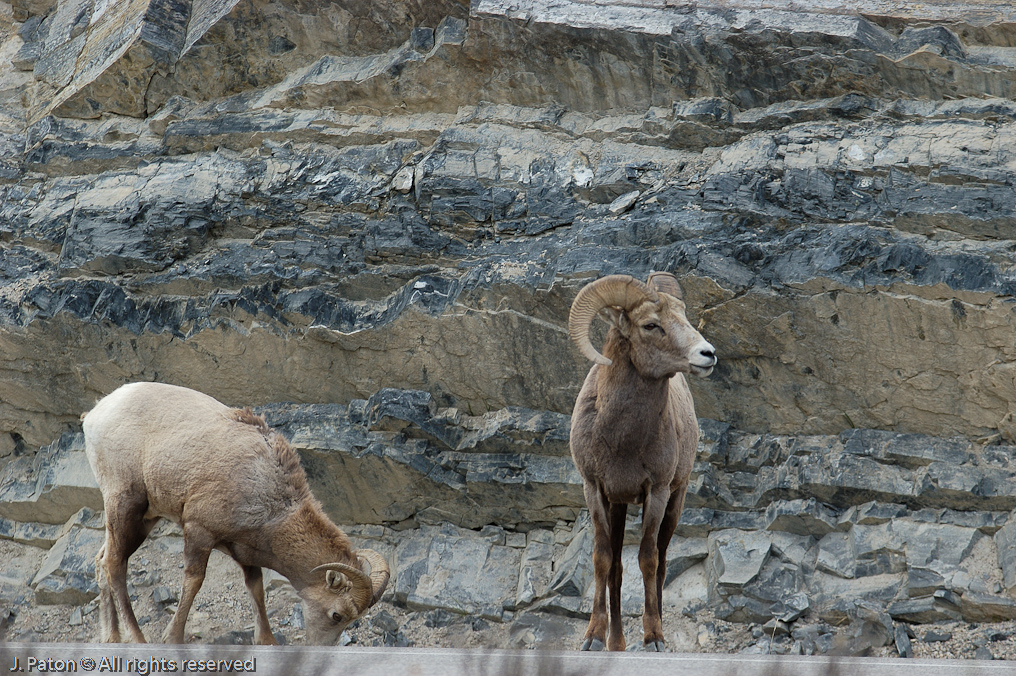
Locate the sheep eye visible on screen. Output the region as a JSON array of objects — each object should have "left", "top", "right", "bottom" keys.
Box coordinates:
[
  {"left": 331, "top": 612, "right": 344, "bottom": 624},
  {"left": 643, "top": 323, "right": 659, "bottom": 332}
]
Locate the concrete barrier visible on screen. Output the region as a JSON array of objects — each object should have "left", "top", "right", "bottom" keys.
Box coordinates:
[{"left": 0, "top": 644, "right": 1010, "bottom": 676}]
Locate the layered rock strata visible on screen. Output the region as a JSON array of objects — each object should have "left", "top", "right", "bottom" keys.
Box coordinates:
[
  {"left": 4, "top": 1, "right": 1016, "bottom": 450},
  {"left": 5, "top": 0, "right": 1016, "bottom": 654}
]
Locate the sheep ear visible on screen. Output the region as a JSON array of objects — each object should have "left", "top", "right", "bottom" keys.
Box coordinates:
[
  {"left": 647, "top": 271, "right": 683, "bottom": 300},
  {"left": 325, "top": 570, "right": 347, "bottom": 590},
  {"left": 614, "top": 311, "right": 633, "bottom": 337},
  {"left": 598, "top": 307, "right": 623, "bottom": 326}
]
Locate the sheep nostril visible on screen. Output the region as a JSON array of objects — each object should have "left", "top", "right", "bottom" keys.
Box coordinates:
[{"left": 700, "top": 349, "right": 715, "bottom": 360}]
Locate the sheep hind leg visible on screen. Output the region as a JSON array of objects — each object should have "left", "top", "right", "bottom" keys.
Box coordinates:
[
  {"left": 163, "top": 525, "right": 214, "bottom": 644},
  {"left": 606, "top": 502, "right": 627, "bottom": 652},
  {"left": 101, "top": 493, "right": 153, "bottom": 643},
  {"left": 579, "top": 483, "right": 611, "bottom": 651},
  {"left": 241, "top": 565, "right": 277, "bottom": 645},
  {"left": 95, "top": 542, "right": 120, "bottom": 643},
  {"left": 638, "top": 487, "right": 670, "bottom": 652}
]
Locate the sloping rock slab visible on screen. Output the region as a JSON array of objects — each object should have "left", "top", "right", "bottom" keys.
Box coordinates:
[
  {"left": 0, "top": 433, "right": 102, "bottom": 525},
  {"left": 30, "top": 513, "right": 104, "bottom": 605},
  {"left": 393, "top": 524, "right": 521, "bottom": 620}
]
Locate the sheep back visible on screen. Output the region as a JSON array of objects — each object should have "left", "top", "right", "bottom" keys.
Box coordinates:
[{"left": 83, "top": 382, "right": 310, "bottom": 534}]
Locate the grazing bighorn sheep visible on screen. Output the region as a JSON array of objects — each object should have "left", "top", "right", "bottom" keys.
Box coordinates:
[
  {"left": 82, "top": 382, "right": 390, "bottom": 645},
  {"left": 568, "top": 272, "right": 716, "bottom": 652}
]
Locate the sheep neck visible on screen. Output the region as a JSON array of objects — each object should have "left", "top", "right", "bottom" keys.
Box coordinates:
[
  {"left": 266, "top": 500, "right": 357, "bottom": 591},
  {"left": 594, "top": 331, "right": 671, "bottom": 439}
]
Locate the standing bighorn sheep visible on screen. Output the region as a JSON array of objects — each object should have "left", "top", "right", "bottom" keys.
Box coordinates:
[
  {"left": 82, "top": 382, "right": 390, "bottom": 645},
  {"left": 568, "top": 272, "right": 716, "bottom": 652}
]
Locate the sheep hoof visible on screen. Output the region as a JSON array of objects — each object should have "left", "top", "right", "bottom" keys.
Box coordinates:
[
  {"left": 581, "top": 637, "right": 604, "bottom": 651},
  {"left": 644, "top": 639, "right": 665, "bottom": 652}
]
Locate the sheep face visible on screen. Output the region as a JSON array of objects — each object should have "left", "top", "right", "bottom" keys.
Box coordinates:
[
  {"left": 569, "top": 273, "right": 716, "bottom": 376},
  {"left": 301, "top": 552, "right": 390, "bottom": 644},
  {"left": 617, "top": 294, "right": 716, "bottom": 380},
  {"left": 298, "top": 577, "right": 369, "bottom": 645}
]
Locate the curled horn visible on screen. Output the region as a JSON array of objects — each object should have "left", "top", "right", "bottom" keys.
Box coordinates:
[
  {"left": 568, "top": 275, "right": 658, "bottom": 366},
  {"left": 311, "top": 562, "right": 373, "bottom": 613},
  {"left": 647, "top": 271, "right": 683, "bottom": 300},
  {"left": 357, "top": 549, "right": 391, "bottom": 607}
]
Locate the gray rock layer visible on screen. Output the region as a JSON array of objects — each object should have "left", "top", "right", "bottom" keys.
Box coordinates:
[{"left": 5, "top": 1, "right": 1016, "bottom": 450}]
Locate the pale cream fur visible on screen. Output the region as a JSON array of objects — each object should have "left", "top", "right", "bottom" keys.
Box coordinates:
[{"left": 83, "top": 382, "right": 389, "bottom": 646}]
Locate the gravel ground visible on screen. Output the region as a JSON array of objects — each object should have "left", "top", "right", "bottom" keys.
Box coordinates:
[{"left": 1, "top": 536, "right": 1014, "bottom": 660}]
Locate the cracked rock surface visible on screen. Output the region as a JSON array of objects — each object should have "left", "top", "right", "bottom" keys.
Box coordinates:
[
  {"left": 6, "top": 0, "right": 1016, "bottom": 658},
  {"left": 7, "top": 0, "right": 1016, "bottom": 446}
]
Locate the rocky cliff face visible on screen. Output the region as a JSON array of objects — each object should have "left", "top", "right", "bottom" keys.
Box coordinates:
[
  {"left": 5, "top": 0, "right": 1016, "bottom": 654},
  {"left": 7, "top": 0, "right": 1016, "bottom": 450}
]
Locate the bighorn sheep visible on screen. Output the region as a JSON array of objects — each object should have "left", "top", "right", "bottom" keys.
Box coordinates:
[
  {"left": 568, "top": 272, "right": 716, "bottom": 652},
  {"left": 82, "top": 382, "right": 390, "bottom": 645}
]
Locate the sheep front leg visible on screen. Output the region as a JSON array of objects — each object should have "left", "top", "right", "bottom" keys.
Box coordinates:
[
  {"left": 163, "top": 526, "right": 214, "bottom": 644},
  {"left": 580, "top": 483, "right": 612, "bottom": 651},
  {"left": 606, "top": 502, "right": 627, "bottom": 651},
  {"left": 241, "top": 565, "right": 277, "bottom": 645},
  {"left": 639, "top": 487, "right": 670, "bottom": 652},
  {"left": 655, "top": 485, "right": 687, "bottom": 614}
]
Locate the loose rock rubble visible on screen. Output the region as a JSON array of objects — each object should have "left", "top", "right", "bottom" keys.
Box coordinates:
[
  {"left": 2, "top": 395, "right": 1016, "bottom": 660},
  {"left": 6, "top": 528, "right": 1016, "bottom": 661}
]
